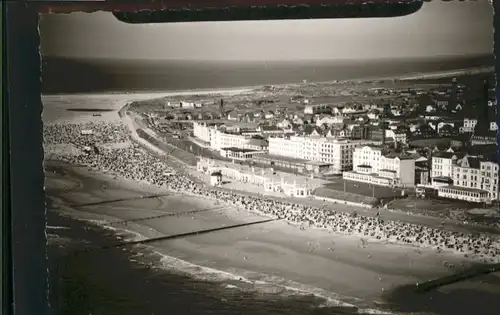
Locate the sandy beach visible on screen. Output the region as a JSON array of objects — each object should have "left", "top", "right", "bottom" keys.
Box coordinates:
[
  {"left": 46, "top": 160, "right": 487, "bottom": 314},
  {"left": 43, "top": 74, "right": 500, "bottom": 315},
  {"left": 42, "top": 88, "right": 252, "bottom": 124}
]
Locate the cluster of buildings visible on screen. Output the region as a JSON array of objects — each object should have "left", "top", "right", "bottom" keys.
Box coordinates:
[
  {"left": 187, "top": 77, "right": 499, "bottom": 204},
  {"left": 428, "top": 150, "right": 499, "bottom": 203},
  {"left": 197, "top": 157, "right": 323, "bottom": 198},
  {"left": 343, "top": 145, "right": 419, "bottom": 188}
]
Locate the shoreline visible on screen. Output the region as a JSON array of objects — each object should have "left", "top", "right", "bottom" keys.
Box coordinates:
[
  {"left": 41, "top": 65, "right": 493, "bottom": 98},
  {"left": 128, "top": 110, "right": 500, "bottom": 238},
  {"left": 44, "top": 65, "right": 500, "bottom": 315},
  {"left": 45, "top": 160, "right": 478, "bottom": 315},
  {"left": 48, "top": 207, "right": 397, "bottom": 315}
]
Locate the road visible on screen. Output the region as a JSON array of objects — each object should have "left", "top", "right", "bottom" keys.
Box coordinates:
[{"left": 129, "top": 114, "right": 500, "bottom": 237}]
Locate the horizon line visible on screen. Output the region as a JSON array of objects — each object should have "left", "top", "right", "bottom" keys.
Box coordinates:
[{"left": 41, "top": 53, "right": 493, "bottom": 63}]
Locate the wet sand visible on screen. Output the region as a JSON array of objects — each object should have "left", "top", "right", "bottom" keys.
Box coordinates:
[
  {"left": 45, "top": 160, "right": 500, "bottom": 314},
  {"left": 43, "top": 86, "right": 500, "bottom": 315}
]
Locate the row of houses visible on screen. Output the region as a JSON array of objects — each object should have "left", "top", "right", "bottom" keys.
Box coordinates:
[
  {"left": 267, "top": 136, "right": 377, "bottom": 175},
  {"left": 197, "top": 158, "right": 323, "bottom": 198},
  {"left": 429, "top": 151, "right": 499, "bottom": 203}
]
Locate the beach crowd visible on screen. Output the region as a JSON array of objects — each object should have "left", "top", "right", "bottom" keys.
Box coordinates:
[{"left": 44, "top": 121, "right": 500, "bottom": 264}]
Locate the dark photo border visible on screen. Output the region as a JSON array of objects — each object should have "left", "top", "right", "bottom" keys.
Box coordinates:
[{"left": 2, "top": 1, "right": 497, "bottom": 315}]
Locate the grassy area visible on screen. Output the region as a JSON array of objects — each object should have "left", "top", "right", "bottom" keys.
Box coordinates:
[
  {"left": 314, "top": 187, "right": 377, "bottom": 206},
  {"left": 387, "top": 196, "right": 478, "bottom": 220},
  {"left": 324, "top": 180, "right": 403, "bottom": 199}
]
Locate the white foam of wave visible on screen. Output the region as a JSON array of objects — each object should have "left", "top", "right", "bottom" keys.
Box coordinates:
[
  {"left": 47, "top": 225, "right": 71, "bottom": 230},
  {"left": 63, "top": 198, "right": 424, "bottom": 315},
  {"left": 47, "top": 233, "right": 72, "bottom": 244},
  {"left": 148, "top": 249, "right": 409, "bottom": 315},
  {"left": 59, "top": 214, "right": 393, "bottom": 314},
  {"left": 82, "top": 219, "right": 147, "bottom": 243}
]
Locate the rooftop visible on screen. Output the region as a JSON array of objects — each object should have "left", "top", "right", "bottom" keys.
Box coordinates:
[
  {"left": 254, "top": 154, "right": 331, "bottom": 166},
  {"left": 433, "top": 152, "right": 465, "bottom": 159},
  {"left": 433, "top": 176, "right": 453, "bottom": 182},
  {"left": 439, "top": 185, "right": 488, "bottom": 194},
  {"left": 221, "top": 147, "right": 258, "bottom": 153}
]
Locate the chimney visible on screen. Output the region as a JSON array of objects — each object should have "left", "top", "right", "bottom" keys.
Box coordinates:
[
  {"left": 220, "top": 98, "right": 224, "bottom": 117},
  {"left": 427, "top": 148, "right": 433, "bottom": 179},
  {"left": 381, "top": 126, "right": 386, "bottom": 146}
]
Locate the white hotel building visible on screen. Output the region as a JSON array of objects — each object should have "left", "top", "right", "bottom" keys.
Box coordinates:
[
  {"left": 430, "top": 151, "right": 464, "bottom": 182},
  {"left": 197, "top": 158, "right": 322, "bottom": 198},
  {"left": 193, "top": 122, "right": 267, "bottom": 151},
  {"left": 343, "top": 146, "right": 416, "bottom": 188},
  {"left": 436, "top": 155, "right": 499, "bottom": 203},
  {"left": 193, "top": 122, "right": 218, "bottom": 144},
  {"left": 268, "top": 136, "right": 364, "bottom": 174}
]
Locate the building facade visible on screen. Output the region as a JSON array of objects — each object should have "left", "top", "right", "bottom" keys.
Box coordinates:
[
  {"left": 304, "top": 104, "right": 332, "bottom": 115},
  {"left": 193, "top": 122, "right": 218, "bottom": 144},
  {"left": 461, "top": 118, "right": 497, "bottom": 133},
  {"left": 437, "top": 156, "right": 499, "bottom": 203},
  {"left": 431, "top": 152, "right": 463, "bottom": 179},
  {"left": 197, "top": 158, "right": 320, "bottom": 197},
  {"left": 268, "top": 136, "right": 364, "bottom": 174},
  {"left": 343, "top": 146, "right": 416, "bottom": 187}
]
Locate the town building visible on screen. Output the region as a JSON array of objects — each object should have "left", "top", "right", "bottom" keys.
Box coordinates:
[
  {"left": 211, "top": 131, "right": 248, "bottom": 150},
  {"left": 385, "top": 129, "right": 407, "bottom": 144},
  {"left": 197, "top": 158, "right": 323, "bottom": 197},
  {"left": 253, "top": 154, "right": 332, "bottom": 174},
  {"left": 210, "top": 171, "right": 222, "bottom": 186},
  {"left": 431, "top": 151, "right": 465, "bottom": 180},
  {"left": 343, "top": 146, "right": 417, "bottom": 188},
  {"left": 469, "top": 79, "right": 496, "bottom": 145},
  {"left": 437, "top": 155, "right": 499, "bottom": 203},
  {"left": 193, "top": 122, "right": 269, "bottom": 151},
  {"left": 460, "top": 117, "right": 497, "bottom": 133},
  {"left": 268, "top": 136, "right": 367, "bottom": 174},
  {"left": 193, "top": 122, "right": 219, "bottom": 144},
  {"left": 219, "top": 147, "right": 266, "bottom": 161},
  {"left": 304, "top": 104, "right": 332, "bottom": 115}
]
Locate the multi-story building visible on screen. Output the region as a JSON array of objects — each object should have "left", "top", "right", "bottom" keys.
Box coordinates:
[
  {"left": 431, "top": 151, "right": 464, "bottom": 180},
  {"left": 343, "top": 146, "right": 417, "bottom": 187},
  {"left": 193, "top": 122, "right": 219, "bottom": 144},
  {"left": 194, "top": 122, "right": 269, "bottom": 151},
  {"left": 385, "top": 129, "right": 407, "bottom": 144},
  {"left": 437, "top": 155, "right": 499, "bottom": 203},
  {"left": 304, "top": 104, "right": 332, "bottom": 115},
  {"left": 461, "top": 117, "right": 497, "bottom": 133},
  {"left": 268, "top": 136, "right": 305, "bottom": 159},
  {"left": 211, "top": 131, "right": 248, "bottom": 150},
  {"left": 197, "top": 158, "right": 323, "bottom": 198},
  {"left": 268, "top": 136, "right": 365, "bottom": 174}
]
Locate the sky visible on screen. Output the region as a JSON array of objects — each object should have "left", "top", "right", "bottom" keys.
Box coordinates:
[{"left": 39, "top": 0, "right": 493, "bottom": 61}]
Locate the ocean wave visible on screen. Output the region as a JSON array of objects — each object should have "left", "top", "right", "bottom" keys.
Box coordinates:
[
  {"left": 65, "top": 207, "right": 436, "bottom": 315},
  {"left": 87, "top": 220, "right": 402, "bottom": 315},
  {"left": 149, "top": 248, "right": 414, "bottom": 315},
  {"left": 84, "top": 219, "right": 147, "bottom": 243}
]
